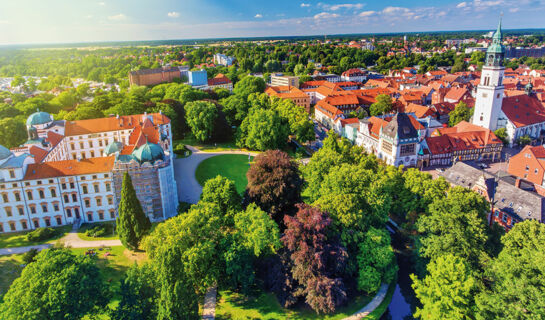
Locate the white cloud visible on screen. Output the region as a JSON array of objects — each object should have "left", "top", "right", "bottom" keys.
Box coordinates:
[
  {"left": 314, "top": 12, "right": 340, "bottom": 19},
  {"left": 108, "top": 13, "right": 127, "bottom": 21},
  {"left": 329, "top": 3, "right": 364, "bottom": 11},
  {"left": 509, "top": 7, "right": 520, "bottom": 12},
  {"left": 359, "top": 10, "right": 376, "bottom": 17},
  {"left": 167, "top": 11, "right": 180, "bottom": 18},
  {"left": 382, "top": 6, "right": 410, "bottom": 15},
  {"left": 456, "top": 2, "right": 467, "bottom": 8},
  {"left": 98, "top": 1, "right": 106, "bottom": 6},
  {"left": 254, "top": 14, "right": 263, "bottom": 18},
  {"left": 301, "top": 3, "right": 311, "bottom": 7}
]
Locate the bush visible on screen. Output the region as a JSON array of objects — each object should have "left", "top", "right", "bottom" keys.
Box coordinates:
[
  {"left": 26, "top": 227, "right": 58, "bottom": 242},
  {"left": 22, "top": 248, "right": 38, "bottom": 264},
  {"left": 84, "top": 224, "right": 114, "bottom": 238},
  {"left": 173, "top": 144, "right": 191, "bottom": 157}
]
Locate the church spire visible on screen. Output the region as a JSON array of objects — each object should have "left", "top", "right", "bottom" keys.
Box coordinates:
[{"left": 486, "top": 17, "right": 505, "bottom": 67}]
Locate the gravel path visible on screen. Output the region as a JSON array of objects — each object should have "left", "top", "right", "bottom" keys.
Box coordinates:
[
  {"left": 202, "top": 286, "right": 217, "bottom": 320},
  {"left": 343, "top": 283, "right": 389, "bottom": 320},
  {"left": 174, "top": 146, "right": 259, "bottom": 204},
  {"left": 0, "top": 244, "right": 52, "bottom": 256},
  {"left": 60, "top": 231, "right": 122, "bottom": 248}
]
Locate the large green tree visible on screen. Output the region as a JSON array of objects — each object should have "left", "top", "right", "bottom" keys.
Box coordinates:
[
  {"left": 112, "top": 264, "right": 158, "bottom": 320},
  {"left": 116, "top": 173, "right": 152, "bottom": 250},
  {"left": 237, "top": 107, "right": 289, "bottom": 151},
  {"left": 369, "top": 94, "right": 393, "bottom": 116},
  {"left": 200, "top": 176, "right": 242, "bottom": 224},
  {"left": 448, "top": 101, "right": 472, "bottom": 127},
  {"left": 476, "top": 220, "right": 545, "bottom": 320},
  {"left": 412, "top": 254, "right": 477, "bottom": 320},
  {"left": 0, "top": 249, "right": 108, "bottom": 320},
  {"left": 233, "top": 76, "right": 266, "bottom": 100},
  {"left": 0, "top": 118, "right": 26, "bottom": 148},
  {"left": 184, "top": 100, "right": 218, "bottom": 142}
]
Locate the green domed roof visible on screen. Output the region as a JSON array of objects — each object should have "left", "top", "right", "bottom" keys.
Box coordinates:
[
  {"left": 0, "top": 145, "right": 13, "bottom": 161},
  {"left": 132, "top": 142, "right": 165, "bottom": 164},
  {"left": 104, "top": 141, "right": 123, "bottom": 155},
  {"left": 26, "top": 111, "right": 52, "bottom": 126}
]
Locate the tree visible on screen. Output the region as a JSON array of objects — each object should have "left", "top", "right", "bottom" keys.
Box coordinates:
[
  {"left": 0, "top": 249, "right": 108, "bottom": 320},
  {"left": 246, "top": 150, "right": 303, "bottom": 225},
  {"left": 64, "top": 105, "right": 104, "bottom": 121},
  {"left": 416, "top": 186, "right": 490, "bottom": 271},
  {"left": 112, "top": 264, "right": 158, "bottom": 320},
  {"left": 282, "top": 204, "right": 348, "bottom": 314},
  {"left": 516, "top": 134, "right": 532, "bottom": 147},
  {"left": 116, "top": 173, "right": 152, "bottom": 250},
  {"left": 356, "top": 227, "right": 397, "bottom": 294},
  {"left": 369, "top": 94, "right": 393, "bottom": 116},
  {"left": 294, "top": 63, "right": 305, "bottom": 75},
  {"left": 476, "top": 220, "right": 545, "bottom": 320},
  {"left": 494, "top": 128, "right": 509, "bottom": 145},
  {"left": 213, "top": 87, "right": 230, "bottom": 100},
  {"left": 411, "top": 254, "right": 477, "bottom": 320},
  {"left": 0, "top": 118, "right": 26, "bottom": 148},
  {"left": 184, "top": 101, "right": 218, "bottom": 142},
  {"left": 448, "top": 101, "right": 472, "bottom": 127},
  {"left": 200, "top": 176, "right": 241, "bottom": 223},
  {"left": 236, "top": 108, "right": 289, "bottom": 151},
  {"left": 220, "top": 95, "right": 250, "bottom": 126},
  {"left": 271, "top": 97, "right": 314, "bottom": 142},
  {"left": 233, "top": 76, "right": 266, "bottom": 100}
]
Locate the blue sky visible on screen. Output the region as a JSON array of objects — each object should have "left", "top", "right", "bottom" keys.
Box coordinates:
[{"left": 0, "top": 0, "right": 544, "bottom": 45}]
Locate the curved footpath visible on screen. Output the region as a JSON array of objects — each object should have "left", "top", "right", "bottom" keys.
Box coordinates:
[
  {"left": 173, "top": 146, "right": 259, "bottom": 204},
  {"left": 343, "top": 283, "right": 389, "bottom": 320}
]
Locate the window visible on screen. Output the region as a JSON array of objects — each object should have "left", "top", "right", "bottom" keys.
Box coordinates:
[
  {"left": 51, "top": 189, "right": 57, "bottom": 197},
  {"left": 90, "top": 151, "right": 95, "bottom": 158},
  {"left": 72, "top": 194, "right": 77, "bottom": 202},
  {"left": 26, "top": 191, "right": 33, "bottom": 200},
  {"left": 97, "top": 197, "right": 103, "bottom": 206},
  {"left": 9, "top": 170, "right": 15, "bottom": 179},
  {"left": 5, "top": 207, "right": 12, "bottom": 217},
  {"left": 18, "top": 207, "right": 24, "bottom": 216},
  {"left": 92, "top": 175, "right": 97, "bottom": 180},
  {"left": 49, "top": 179, "right": 53, "bottom": 184},
  {"left": 56, "top": 217, "right": 62, "bottom": 225},
  {"left": 44, "top": 219, "right": 51, "bottom": 227},
  {"left": 110, "top": 210, "right": 115, "bottom": 219},
  {"left": 12, "top": 183, "right": 17, "bottom": 188},
  {"left": 98, "top": 212, "right": 104, "bottom": 220},
  {"left": 64, "top": 194, "right": 69, "bottom": 203},
  {"left": 87, "top": 213, "right": 93, "bottom": 222},
  {"left": 54, "top": 203, "right": 59, "bottom": 211},
  {"left": 400, "top": 144, "right": 415, "bottom": 156},
  {"left": 94, "top": 185, "right": 99, "bottom": 193},
  {"left": 89, "top": 141, "right": 93, "bottom": 148},
  {"left": 99, "top": 140, "right": 103, "bottom": 147},
  {"left": 105, "top": 183, "right": 111, "bottom": 192},
  {"left": 21, "top": 221, "right": 27, "bottom": 230},
  {"left": 535, "top": 168, "right": 539, "bottom": 174},
  {"left": 71, "top": 143, "right": 75, "bottom": 150},
  {"left": 2, "top": 194, "right": 7, "bottom": 202},
  {"left": 70, "top": 182, "right": 75, "bottom": 189},
  {"left": 84, "top": 199, "right": 90, "bottom": 208},
  {"left": 82, "top": 185, "right": 88, "bottom": 194},
  {"left": 0, "top": 224, "right": 3, "bottom": 232},
  {"left": 37, "top": 181, "right": 42, "bottom": 185},
  {"left": 42, "top": 205, "right": 48, "bottom": 213},
  {"left": 81, "top": 153, "right": 86, "bottom": 160},
  {"left": 30, "top": 206, "right": 36, "bottom": 214},
  {"left": 72, "top": 153, "right": 77, "bottom": 159},
  {"left": 80, "top": 142, "right": 84, "bottom": 149},
  {"left": 66, "top": 209, "right": 72, "bottom": 218},
  {"left": 61, "top": 183, "right": 66, "bottom": 190},
  {"left": 107, "top": 196, "right": 113, "bottom": 205},
  {"left": 33, "top": 220, "right": 39, "bottom": 228},
  {"left": 9, "top": 223, "right": 15, "bottom": 231},
  {"left": 39, "top": 190, "right": 45, "bottom": 199}
]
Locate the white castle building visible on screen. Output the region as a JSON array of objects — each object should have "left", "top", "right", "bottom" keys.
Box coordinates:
[{"left": 0, "top": 111, "right": 178, "bottom": 233}]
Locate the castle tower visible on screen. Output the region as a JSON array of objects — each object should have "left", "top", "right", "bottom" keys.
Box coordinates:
[{"left": 472, "top": 19, "right": 505, "bottom": 131}]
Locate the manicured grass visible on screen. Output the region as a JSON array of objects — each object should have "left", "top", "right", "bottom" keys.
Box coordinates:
[
  {"left": 0, "top": 254, "right": 24, "bottom": 297},
  {"left": 77, "top": 222, "right": 119, "bottom": 241},
  {"left": 0, "top": 225, "right": 72, "bottom": 249},
  {"left": 215, "top": 288, "right": 374, "bottom": 320},
  {"left": 195, "top": 154, "right": 254, "bottom": 193}
]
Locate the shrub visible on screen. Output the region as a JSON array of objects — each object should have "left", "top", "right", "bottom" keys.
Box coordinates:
[
  {"left": 84, "top": 224, "right": 114, "bottom": 238},
  {"left": 22, "top": 248, "right": 39, "bottom": 264},
  {"left": 26, "top": 227, "right": 58, "bottom": 242}
]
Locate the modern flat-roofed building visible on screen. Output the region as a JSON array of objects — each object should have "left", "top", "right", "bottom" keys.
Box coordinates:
[{"left": 271, "top": 74, "right": 300, "bottom": 88}]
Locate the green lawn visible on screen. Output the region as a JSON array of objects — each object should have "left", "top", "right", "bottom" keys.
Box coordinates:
[
  {"left": 215, "top": 288, "right": 375, "bottom": 320},
  {"left": 0, "top": 254, "right": 24, "bottom": 297},
  {"left": 77, "top": 222, "right": 119, "bottom": 241},
  {"left": 195, "top": 154, "right": 254, "bottom": 193},
  {"left": 175, "top": 136, "right": 251, "bottom": 153},
  {"left": 0, "top": 225, "right": 72, "bottom": 249}
]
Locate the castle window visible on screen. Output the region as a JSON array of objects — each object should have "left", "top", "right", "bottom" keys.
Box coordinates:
[
  {"left": 42, "top": 204, "right": 48, "bottom": 213},
  {"left": 18, "top": 207, "right": 24, "bottom": 216},
  {"left": 26, "top": 191, "right": 33, "bottom": 200},
  {"left": 5, "top": 207, "right": 12, "bottom": 217},
  {"left": 64, "top": 194, "right": 69, "bottom": 203},
  {"left": 9, "top": 223, "right": 15, "bottom": 231},
  {"left": 39, "top": 190, "right": 45, "bottom": 199},
  {"left": 9, "top": 170, "right": 15, "bottom": 179},
  {"left": 51, "top": 189, "right": 56, "bottom": 197},
  {"left": 2, "top": 194, "right": 7, "bottom": 202},
  {"left": 21, "top": 221, "right": 27, "bottom": 230},
  {"left": 56, "top": 217, "right": 62, "bottom": 225}
]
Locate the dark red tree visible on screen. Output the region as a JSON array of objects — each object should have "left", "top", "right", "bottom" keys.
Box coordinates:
[
  {"left": 282, "top": 204, "right": 348, "bottom": 314},
  {"left": 246, "top": 150, "right": 302, "bottom": 225}
]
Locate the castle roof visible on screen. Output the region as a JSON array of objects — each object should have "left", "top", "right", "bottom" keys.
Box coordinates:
[{"left": 26, "top": 111, "right": 52, "bottom": 126}]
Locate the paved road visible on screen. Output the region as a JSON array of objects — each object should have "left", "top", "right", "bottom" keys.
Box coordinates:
[
  {"left": 343, "top": 283, "right": 389, "bottom": 320},
  {"left": 174, "top": 146, "right": 259, "bottom": 204},
  {"left": 0, "top": 244, "right": 52, "bottom": 256}
]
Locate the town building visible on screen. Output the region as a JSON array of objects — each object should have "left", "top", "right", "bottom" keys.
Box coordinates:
[
  {"left": 341, "top": 68, "right": 368, "bottom": 83},
  {"left": 271, "top": 74, "right": 300, "bottom": 88},
  {"left": 265, "top": 86, "right": 310, "bottom": 113},
  {"left": 207, "top": 73, "right": 233, "bottom": 92},
  {"left": 507, "top": 145, "right": 545, "bottom": 196},
  {"left": 440, "top": 162, "right": 545, "bottom": 231},
  {"left": 129, "top": 66, "right": 182, "bottom": 87},
  {"left": 213, "top": 53, "right": 235, "bottom": 66},
  {"left": 0, "top": 111, "right": 178, "bottom": 233},
  {"left": 188, "top": 69, "right": 208, "bottom": 87}
]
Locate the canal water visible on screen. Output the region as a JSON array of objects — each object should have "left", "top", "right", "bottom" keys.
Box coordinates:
[{"left": 381, "top": 230, "right": 418, "bottom": 320}]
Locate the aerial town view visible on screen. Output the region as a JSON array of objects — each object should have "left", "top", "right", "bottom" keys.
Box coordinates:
[{"left": 0, "top": 0, "right": 544, "bottom": 319}]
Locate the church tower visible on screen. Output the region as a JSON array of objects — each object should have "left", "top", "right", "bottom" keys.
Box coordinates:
[{"left": 472, "top": 19, "right": 505, "bottom": 131}]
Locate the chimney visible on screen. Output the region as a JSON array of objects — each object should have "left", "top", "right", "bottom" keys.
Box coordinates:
[{"left": 515, "top": 178, "right": 521, "bottom": 189}]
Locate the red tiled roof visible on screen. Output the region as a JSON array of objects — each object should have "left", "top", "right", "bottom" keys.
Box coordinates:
[
  {"left": 444, "top": 87, "right": 469, "bottom": 101},
  {"left": 208, "top": 73, "right": 232, "bottom": 86},
  {"left": 28, "top": 146, "right": 49, "bottom": 163},
  {"left": 64, "top": 113, "right": 170, "bottom": 136},
  {"left": 24, "top": 157, "right": 116, "bottom": 180},
  {"left": 501, "top": 94, "right": 545, "bottom": 128}
]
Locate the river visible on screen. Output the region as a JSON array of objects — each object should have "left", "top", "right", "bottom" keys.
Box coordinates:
[{"left": 380, "top": 228, "right": 418, "bottom": 320}]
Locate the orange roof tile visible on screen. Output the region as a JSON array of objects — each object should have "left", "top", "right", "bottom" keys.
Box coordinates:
[
  {"left": 502, "top": 94, "right": 545, "bottom": 128},
  {"left": 24, "top": 157, "right": 115, "bottom": 180},
  {"left": 64, "top": 113, "right": 170, "bottom": 136}
]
